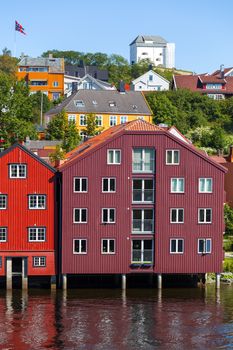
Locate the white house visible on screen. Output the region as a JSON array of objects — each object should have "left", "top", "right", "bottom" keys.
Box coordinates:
[
  {"left": 64, "top": 74, "right": 116, "bottom": 96},
  {"left": 130, "top": 35, "right": 175, "bottom": 69},
  {"left": 131, "top": 70, "right": 170, "bottom": 91}
]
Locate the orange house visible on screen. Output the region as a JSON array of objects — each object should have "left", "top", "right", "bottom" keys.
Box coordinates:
[{"left": 17, "top": 55, "right": 64, "bottom": 101}]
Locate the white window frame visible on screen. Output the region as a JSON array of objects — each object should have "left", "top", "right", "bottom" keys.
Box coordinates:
[
  {"left": 102, "top": 208, "right": 116, "bottom": 224},
  {"left": 120, "top": 116, "right": 128, "bottom": 124},
  {"left": 132, "top": 179, "right": 154, "bottom": 203},
  {"left": 79, "top": 114, "right": 87, "bottom": 126},
  {"left": 166, "top": 150, "right": 180, "bottom": 165},
  {"left": 53, "top": 81, "right": 59, "bottom": 87},
  {"left": 131, "top": 239, "right": 153, "bottom": 263},
  {"left": 68, "top": 114, "right": 76, "bottom": 123},
  {"left": 73, "top": 177, "right": 88, "bottom": 193},
  {"left": 107, "top": 149, "right": 121, "bottom": 165},
  {"left": 170, "top": 238, "right": 184, "bottom": 254},
  {"left": 109, "top": 115, "right": 117, "bottom": 126},
  {"left": 73, "top": 239, "right": 87, "bottom": 254},
  {"left": 33, "top": 256, "right": 46, "bottom": 267},
  {"left": 95, "top": 115, "right": 103, "bottom": 126},
  {"left": 73, "top": 208, "right": 88, "bottom": 223},
  {"left": 170, "top": 208, "right": 184, "bottom": 223},
  {"left": 198, "top": 208, "right": 212, "bottom": 224},
  {"left": 132, "top": 209, "right": 154, "bottom": 233},
  {"left": 171, "top": 178, "right": 184, "bottom": 193},
  {"left": 132, "top": 148, "right": 155, "bottom": 173},
  {"left": 102, "top": 178, "right": 116, "bottom": 193},
  {"left": 0, "top": 195, "right": 7, "bottom": 209},
  {"left": 28, "top": 227, "right": 46, "bottom": 242},
  {"left": 101, "top": 239, "right": 115, "bottom": 254},
  {"left": 28, "top": 195, "right": 46, "bottom": 209},
  {"left": 198, "top": 238, "right": 212, "bottom": 254},
  {"left": 9, "top": 164, "right": 27, "bottom": 178},
  {"left": 199, "top": 178, "right": 213, "bottom": 193},
  {"left": 0, "top": 227, "right": 7, "bottom": 242}
]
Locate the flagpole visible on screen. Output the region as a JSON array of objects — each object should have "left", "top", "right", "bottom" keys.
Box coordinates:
[{"left": 13, "top": 23, "right": 16, "bottom": 57}]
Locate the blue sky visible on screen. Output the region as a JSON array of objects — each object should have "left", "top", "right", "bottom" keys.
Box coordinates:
[{"left": 0, "top": 0, "right": 232, "bottom": 73}]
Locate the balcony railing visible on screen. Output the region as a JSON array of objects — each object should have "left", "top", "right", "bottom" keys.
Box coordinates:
[
  {"left": 132, "top": 219, "right": 154, "bottom": 233},
  {"left": 132, "top": 162, "right": 154, "bottom": 173},
  {"left": 132, "top": 189, "right": 154, "bottom": 203},
  {"left": 132, "top": 250, "right": 153, "bottom": 263}
]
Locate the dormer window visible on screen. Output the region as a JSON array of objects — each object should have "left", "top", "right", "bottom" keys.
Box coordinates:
[
  {"left": 75, "top": 100, "right": 85, "bottom": 107},
  {"left": 109, "top": 101, "right": 116, "bottom": 107},
  {"left": 132, "top": 105, "right": 138, "bottom": 110},
  {"left": 206, "top": 83, "right": 222, "bottom": 90}
]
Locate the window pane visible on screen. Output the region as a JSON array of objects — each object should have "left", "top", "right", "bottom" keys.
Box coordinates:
[
  {"left": 178, "top": 240, "right": 183, "bottom": 252},
  {"left": 133, "top": 240, "right": 141, "bottom": 249},
  {"left": 144, "top": 240, "right": 152, "bottom": 250},
  {"left": 178, "top": 209, "right": 183, "bottom": 222},
  {"left": 171, "top": 179, "right": 177, "bottom": 192},
  {"left": 103, "top": 179, "right": 108, "bottom": 191},
  {"left": 174, "top": 151, "right": 179, "bottom": 163},
  {"left": 206, "top": 239, "right": 211, "bottom": 253},
  {"left": 144, "top": 210, "right": 153, "bottom": 219},
  {"left": 115, "top": 151, "right": 120, "bottom": 164},
  {"left": 206, "top": 179, "right": 212, "bottom": 192},
  {"left": 199, "top": 209, "right": 204, "bottom": 222},
  {"left": 81, "top": 209, "right": 87, "bottom": 222},
  {"left": 171, "top": 210, "right": 177, "bottom": 222},
  {"left": 178, "top": 179, "right": 184, "bottom": 192},
  {"left": 102, "top": 240, "right": 107, "bottom": 252},
  {"left": 109, "top": 209, "right": 115, "bottom": 222},
  {"left": 133, "top": 149, "right": 142, "bottom": 171},
  {"left": 199, "top": 179, "right": 205, "bottom": 192},
  {"left": 167, "top": 151, "right": 172, "bottom": 163},
  {"left": 206, "top": 209, "right": 211, "bottom": 222},
  {"left": 144, "top": 180, "right": 153, "bottom": 190},
  {"left": 171, "top": 240, "right": 176, "bottom": 252},
  {"left": 74, "top": 240, "right": 80, "bottom": 253},
  {"left": 108, "top": 151, "right": 114, "bottom": 163},
  {"left": 82, "top": 179, "right": 87, "bottom": 192},
  {"left": 103, "top": 209, "right": 108, "bottom": 222},
  {"left": 81, "top": 240, "right": 86, "bottom": 253},
  {"left": 199, "top": 240, "right": 204, "bottom": 253},
  {"left": 75, "top": 209, "right": 80, "bottom": 222},
  {"left": 109, "top": 240, "right": 115, "bottom": 252},
  {"left": 110, "top": 179, "right": 115, "bottom": 191}
]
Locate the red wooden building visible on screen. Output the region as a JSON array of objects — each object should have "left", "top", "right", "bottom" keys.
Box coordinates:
[
  {"left": 0, "top": 143, "right": 57, "bottom": 289},
  {"left": 59, "top": 120, "right": 226, "bottom": 288}
]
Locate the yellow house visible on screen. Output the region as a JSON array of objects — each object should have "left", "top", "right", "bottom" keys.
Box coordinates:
[{"left": 45, "top": 90, "right": 153, "bottom": 135}]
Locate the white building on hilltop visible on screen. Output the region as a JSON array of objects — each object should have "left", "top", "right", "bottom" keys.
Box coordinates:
[
  {"left": 130, "top": 35, "right": 175, "bottom": 68},
  {"left": 131, "top": 70, "right": 170, "bottom": 91}
]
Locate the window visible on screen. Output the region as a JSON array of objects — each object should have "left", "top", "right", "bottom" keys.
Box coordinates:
[
  {"left": 0, "top": 195, "right": 7, "bottom": 209},
  {"left": 166, "top": 150, "right": 180, "bottom": 165},
  {"left": 80, "top": 115, "right": 87, "bottom": 126},
  {"left": 28, "top": 195, "right": 46, "bottom": 209},
  {"left": 109, "top": 101, "right": 116, "bottom": 107},
  {"left": 207, "top": 94, "right": 225, "bottom": 100},
  {"left": 107, "top": 149, "right": 121, "bottom": 164},
  {"left": 75, "top": 100, "right": 85, "bottom": 107},
  {"left": 199, "top": 178, "right": 212, "bottom": 193},
  {"left": 68, "top": 114, "right": 76, "bottom": 123},
  {"left": 0, "top": 227, "right": 7, "bottom": 242},
  {"left": 28, "top": 227, "right": 46, "bottom": 242},
  {"left": 96, "top": 115, "right": 102, "bottom": 126},
  {"left": 120, "top": 116, "right": 128, "bottom": 124},
  {"left": 102, "top": 239, "right": 115, "bottom": 254},
  {"left": 80, "top": 131, "right": 87, "bottom": 140},
  {"left": 102, "top": 178, "right": 116, "bottom": 192},
  {"left": 10, "top": 164, "right": 26, "bottom": 178},
  {"left": 170, "top": 239, "right": 184, "bottom": 254},
  {"left": 73, "top": 208, "right": 87, "bottom": 223},
  {"left": 171, "top": 178, "right": 184, "bottom": 193},
  {"left": 132, "top": 148, "right": 155, "bottom": 173},
  {"left": 74, "top": 178, "right": 88, "bottom": 193},
  {"left": 52, "top": 92, "right": 60, "bottom": 100},
  {"left": 198, "top": 209, "right": 212, "bottom": 223},
  {"left": 149, "top": 75, "right": 153, "bottom": 81},
  {"left": 53, "top": 81, "right": 59, "bottom": 87},
  {"left": 198, "top": 239, "right": 211, "bottom": 254},
  {"left": 109, "top": 116, "right": 117, "bottom": 126},
  {"left": 206, "top": 83, "right": 222, "bottom": 90},
  {"left": 170, "top": 208, "right": 184, "bottom": 223},
  {"left": 73, "top": 239, "right": 87, "bottom": 254},
  {"left": 102, "top": 208, "right": 115, "bottom": 223},
  {"left": 132, "top": 179, "right": 154, "bottom": 203},
  {"left": 132, "top": 240, "right": 153, "bottom": 263},
  {"left": 132, "top": 209, "right": 154, "bottom": 233},
  {"left": 30, "top": 80, "right": 47, "bottom": 86},
  {"left": 33, "top": 256, "right": 46, "bottom": 267}
]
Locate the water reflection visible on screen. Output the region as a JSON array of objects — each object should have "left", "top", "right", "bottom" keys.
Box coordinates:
[{"left": 0, "top": 286, "right": 232, "bottom": 349}]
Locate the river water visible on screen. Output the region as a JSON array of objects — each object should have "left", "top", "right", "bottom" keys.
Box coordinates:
[{"left": 0, "top": 285, "right": 233, "bottom": 349}]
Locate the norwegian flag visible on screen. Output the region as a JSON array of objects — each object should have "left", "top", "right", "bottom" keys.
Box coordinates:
[{"left": 15, "top": 20, "right": 26, "bottom": 35}]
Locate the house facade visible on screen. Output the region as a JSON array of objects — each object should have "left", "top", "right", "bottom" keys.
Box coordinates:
[
  {"left": 64, "top": 74, "right": 116, "bottom": 97},
  {"left": 17, "top": 55, "right": 64, "bottom": 100},
  {"left": 173, "top": 66, "right": 233, "bottom": 100},
  {"left": 131, "top": 70, "right": 170, "bottom": 91},
  {"left": 0, "top": 144, "right": 57, "bottom": 289},
  {"left": 130, "top": 35, "right": 175, "bottom": 68},
  {"left": 45, "top": 90, "right": 153, "bottom": 136},
  {"left": 59, "top": 119, "right": 226, "bottom": 288}
]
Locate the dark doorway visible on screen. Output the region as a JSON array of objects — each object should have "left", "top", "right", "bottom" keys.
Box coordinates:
[{"left": 12, "top": 258, "right": 22, "bottom": 274}]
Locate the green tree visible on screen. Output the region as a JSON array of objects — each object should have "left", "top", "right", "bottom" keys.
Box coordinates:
[
  {"left": 30, "top": 91, "right": 51, "bottom": 124},
  {"left": 0, "top": 52, "right": 18, "bottom": 76},
  {"left": 83, "top": 113, "right": 103, "bottom": 136},
  {"left": 146, "top": 92, "right": 178, "bottom": 126},
  {"left": 225, "top": 204, "right": 233, "bottom": 236}
]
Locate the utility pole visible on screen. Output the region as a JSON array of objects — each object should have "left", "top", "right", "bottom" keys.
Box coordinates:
[{"left": 40, "top": 91, "right": 43, "bottom": 126}]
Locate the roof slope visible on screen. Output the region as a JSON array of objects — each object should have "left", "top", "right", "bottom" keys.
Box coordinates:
[
  {"left": 59, "top": 119, "right": 226, "bottom": 173},
  {"left": 18, "top": 57, "right": 64, "bottom": 73},
  {"left": 130, "top": 35, "right": 168, "bottom": 46},
  {"left": 45, "top": 90, "right": 152, "bottom": 116}
]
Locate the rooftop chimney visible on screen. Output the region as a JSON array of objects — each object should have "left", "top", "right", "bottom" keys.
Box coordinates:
[{"left": 220, "top": 64, "right": 224, "bottom": 79}]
